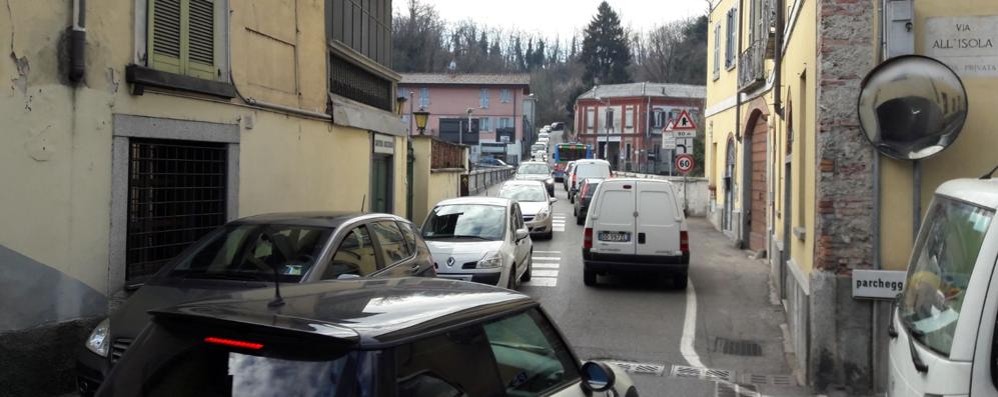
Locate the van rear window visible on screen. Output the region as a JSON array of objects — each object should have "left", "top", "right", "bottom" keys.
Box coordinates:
[{"left": 898, "top": 196, "right": 993, "bottom": 357}]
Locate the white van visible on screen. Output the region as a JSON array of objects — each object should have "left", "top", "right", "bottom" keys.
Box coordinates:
[
  {"left": 582, "top": 178, "right": 689, "bottom": 288},
  {"left": 888, "top": 178, "right": 998, "bottom": 396},
  {"left": 569, "top": 159, "right": 612, "bottom": 203}
]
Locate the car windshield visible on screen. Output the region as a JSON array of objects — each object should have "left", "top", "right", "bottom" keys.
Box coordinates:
[
  {"left": 422, "top": 204, "right": 506, "bottom": 241},
  {"left": 167, "top": 224, "right": 333, "bottom": 283},
  {"left": 96, "top": 322, "right": 375, "bottom": 397},
  {"left": 499, "top": 184, "right": 548, "bottom": 202},
  {"left": 518, "top": 164, "right": 549, "bottom": 175},
  {"left": 898, "top": 196, "right": 994, "bottom": 357}
]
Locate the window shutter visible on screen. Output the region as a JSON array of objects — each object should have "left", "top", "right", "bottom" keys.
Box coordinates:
[
  {"left": 186, "top": 0, "right": 216, "bottom": 79},
  {"left": 148, "top": 0, "right": 182, "bottom": 74}
]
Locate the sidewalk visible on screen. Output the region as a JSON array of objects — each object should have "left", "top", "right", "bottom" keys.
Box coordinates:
[{"left": 686, "top": 217, "right": 811, "bottom": 396}]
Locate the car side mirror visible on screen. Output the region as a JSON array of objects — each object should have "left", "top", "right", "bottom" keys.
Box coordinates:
[
  {"left": 337, "top": 273, "right": 361, "bottom": 280},
  {"left": 515, "top": 228, "right": 529, "bottom": 241},
  {"left": 580, "top": 361, "right": 616, "bottom": 392},
  {"left": 549, "top": 197, "right": 558, "bottom": 203}
]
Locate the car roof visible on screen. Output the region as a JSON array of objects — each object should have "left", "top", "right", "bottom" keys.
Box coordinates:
[
  {"left": 602, "top": 177, "right": 674, "bottom": 185},
  {"left": 152, "top": 278, "right": 537, "bottom": 349},
  {"left": 574, "top": 159, "right": 610, "bottom": 166},
  {"left": 502, "top": 180, "right": 546, "bottom": 187},
  {"left": 435, "top": 196, "right": 512, "bottom": 207},
  {"left": 582, "top": 178, "right": 605, "bottom": 184},
  {"left": 936, "top": 178, "right": 998, "bottom": 210},
  {"left": 233, "top": 212, "right": 384, "bottom": 228}
]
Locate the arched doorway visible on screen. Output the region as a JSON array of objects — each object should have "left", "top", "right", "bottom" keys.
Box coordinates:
[
  {"left": 745, "top": 110, "right": 769, "bottom": 253},
  {"left": 723, "top": 136, "right": 736, "bottom": 231}
]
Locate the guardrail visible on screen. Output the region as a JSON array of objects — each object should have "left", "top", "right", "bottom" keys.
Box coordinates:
[{"left": 461, "top": 166, "right": 515, "bottom": 195}]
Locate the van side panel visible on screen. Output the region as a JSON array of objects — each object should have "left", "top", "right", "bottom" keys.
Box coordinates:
[
  {"left": 592, "top": 188, "right": 636, "bottom": 255},
  {"left": 635, "top": 187, "right": 681, "bottom": 256}
]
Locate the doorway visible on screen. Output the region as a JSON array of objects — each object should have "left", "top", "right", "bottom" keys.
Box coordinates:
[
  {"left": 371, "top": 154, "right": 393, "bottom": 213},
  {"left": 747, "top": 112, "right": 769, "bottom": 252},
  {"left": 724, "top": 136, "right": 736, "bottom": 231}
]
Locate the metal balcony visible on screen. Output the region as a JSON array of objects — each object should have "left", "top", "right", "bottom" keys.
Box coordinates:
[{"left": 738, "top": 40, "right": 767, "bottom": 92}]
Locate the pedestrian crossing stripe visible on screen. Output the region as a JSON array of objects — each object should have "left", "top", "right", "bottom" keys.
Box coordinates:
[
  {"left": 523, "top": 277, "right": 557, "bottom": 287},
  {"left": 532, "top": 263, "right": 559, "bottom": 269},
  {"left": 534, "top": 250, "right": 560, "bottom": 254},
  {"left": 532, "top": 256, "right": 561, "bottom": 261},
  {"left": 532, "top": 270, "right": 559, "bottom": 278}
]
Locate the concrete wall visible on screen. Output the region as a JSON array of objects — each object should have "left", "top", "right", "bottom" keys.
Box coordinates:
[
  {"left": 410, "top": 136, "right": 465, "bottom": 224},
  {"left": 613, "top": 173, "right": 711, "bottom": 217},
  {"left": 0, "top": 1, "right": 405, "bottom": 394}
]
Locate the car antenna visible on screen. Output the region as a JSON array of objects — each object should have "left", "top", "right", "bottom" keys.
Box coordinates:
[
  {"left": 980, "top": 164, "right": 998, "bottom": 180},
  {"left": 360, "top": 194, "right": 366, "bottom": 212},
  {"left": 267, "top": 262, "right": 285, "bottom": 308}
]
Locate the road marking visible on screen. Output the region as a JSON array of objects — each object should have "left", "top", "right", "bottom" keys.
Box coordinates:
[
  {"left": 533, "top": 263, "right": 559, "bottom": 269},
  {"left": 532, "top": 256, "right": 561, "bottom": 261},
  {"left": 680, "top": 279, "right": 704, "bottom": 368},
  {"left": 534, "top": 250, "right": 560, "bottom": 254},
  {"left": 532, "top": 270, "right": 559, "bottom": 277},
  {"left": 523, "top": 277, "right": 557, "bottom": 287}
]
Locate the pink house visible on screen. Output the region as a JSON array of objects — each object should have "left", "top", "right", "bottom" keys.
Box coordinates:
[{"left": 399, "top": 73, "right": 532, "bottom": 164}]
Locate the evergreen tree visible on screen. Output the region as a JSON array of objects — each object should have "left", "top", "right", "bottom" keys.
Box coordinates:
[
  {"left": 525, "top": 39, "right": 534, "bottom": 70},
  {"left": 580, "top": 1, "right": 632, "bottom": 85},
  {"left": 513, "top": 37, "right": 526, "bottom": 71},
  {"left": 533, "top": 39, "right": 546, "bottom": 69}
]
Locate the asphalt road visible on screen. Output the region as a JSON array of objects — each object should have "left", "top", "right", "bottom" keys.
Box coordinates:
[{"left": 491, "top": 184, "right": 810, "bottom": 397}]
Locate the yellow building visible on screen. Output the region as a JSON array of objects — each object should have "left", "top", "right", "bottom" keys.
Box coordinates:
[
  {"left": 706, "top": 0, "right": 998, "bottom": 393},
  {"left": 0, "top": 1, "right": 408, "bottom": 393}
]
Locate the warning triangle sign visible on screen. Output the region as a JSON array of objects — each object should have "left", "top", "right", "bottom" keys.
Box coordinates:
[{"left": 671, "top": 110, "right": 697, "bottom": 131}]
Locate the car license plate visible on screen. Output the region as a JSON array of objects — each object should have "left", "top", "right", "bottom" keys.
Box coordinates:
[{"left": 598, "top": 231, "right": 631, "bottom": 242}]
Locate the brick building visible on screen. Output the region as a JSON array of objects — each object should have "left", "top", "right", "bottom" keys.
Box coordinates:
[{"left": 574, "top": 83, "right": 705, "bottom": 173}]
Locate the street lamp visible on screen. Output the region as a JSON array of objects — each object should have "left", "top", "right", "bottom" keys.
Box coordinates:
[
  {"left": 464, "top": 108, "right": 474, "bottom": 146},
  {"left": 413, "top": 109, "right": 430, "bottom": 136},
  {"left": 594, "top": 91, "right": 612, "bottom": 161}
]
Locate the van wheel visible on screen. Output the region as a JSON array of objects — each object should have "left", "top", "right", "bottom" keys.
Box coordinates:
[
  {"left": 673, "top": 274, "right": 688, "bottom": 290},
  {"left": 584, "top": 269, "right": 597, "bottom": 286}
]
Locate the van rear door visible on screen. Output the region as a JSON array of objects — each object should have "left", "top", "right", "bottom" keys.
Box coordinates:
[
  {"left": 591, "top": 180, "right": 636, "bottom": 255},
  {"left": 635, "top": 181, "right": 682, "bottom": 256}
]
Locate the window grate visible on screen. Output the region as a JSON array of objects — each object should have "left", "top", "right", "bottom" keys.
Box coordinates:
[
  {"left": 329, "top": 54, "right": 392, "bottom": 111},
  {"left": 126, "top": 139, "right": 227, "bottom": 281}
]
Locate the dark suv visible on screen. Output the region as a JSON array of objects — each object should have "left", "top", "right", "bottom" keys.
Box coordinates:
[
  {"left": 94, "top": 278, "right": 637, "bottom": 397},
  {"left": 77, "top": 212, "right": 435, "bottom": 395}
]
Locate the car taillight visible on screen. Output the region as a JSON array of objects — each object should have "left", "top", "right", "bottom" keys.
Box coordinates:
[
  {"left": 680, "top": 230, "right": 689, "bottom": 253},
  {"left": 584, "top": 228, "right": 593, "bottom": 249},
  {"left": 204, "top": 336, "right": 263, "bottom": 350}
]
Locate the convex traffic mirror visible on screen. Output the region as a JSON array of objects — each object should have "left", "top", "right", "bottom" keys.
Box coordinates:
[{"left": 857, "top": 55, "right": 968, "bottom": 160}]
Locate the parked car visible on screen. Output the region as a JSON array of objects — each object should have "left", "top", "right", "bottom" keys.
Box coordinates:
[
  {"left": 421, "top": 197, "right": 532, "bottom": 289},
  {"left": 478, "top": 157, "right": 509, "bottom": 168},
  {"left": 569, "top": 159, "right": 612, "bottom": 203},
  {"left": 574, "top": 178, "right": 604, "bottom": 225},
  {"left": 538, "top": 131, "right": 551, "bottom": 140},
  {"left": 515, "top": 161, "right": 556, "bottom": 197},
  {"left": 93, "top": 277, "right": 638, "bottom": 397},
  {"left": 562, "top": 161, "right": 578, "bottom": 192},
  {"left": 888, "top": 178, "right": 998, "bottom": 397},
  {"left": 499, "top": 180, "right": 557, "bottom": 240},
  {"left": 582, "top": 179, "right": 689, "bottom": 288},
  {"left": 76, "top": 212, "right": 434, "bottom": 395}
]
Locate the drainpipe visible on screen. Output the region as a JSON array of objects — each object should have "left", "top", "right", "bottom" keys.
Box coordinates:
[
  {"left": 774, "top": 0, "right": 784, "bottom": 118},
  {"left": 736, "top": 0, "right": 746, "bottom": 248},
  {"left": 69, "top": 0, "right": 86, "bottom": 82}
]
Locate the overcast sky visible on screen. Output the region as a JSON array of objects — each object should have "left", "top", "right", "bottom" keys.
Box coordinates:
[{"left": 394, "top": 0, "right": 710, "bottom": 41}]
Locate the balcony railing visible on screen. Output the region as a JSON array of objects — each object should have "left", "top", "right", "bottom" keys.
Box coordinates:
[{"left": 738, "top": 40, "right": 767, "bottom": 91}]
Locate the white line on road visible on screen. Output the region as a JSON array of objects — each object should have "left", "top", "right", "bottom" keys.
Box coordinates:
[
  {"left": 532, "top": 263, "right": 559, "bottom": 269},
  {"left": 534, "top": 251, "right": 561, "bottom": 254},
  {"left": 680, "top": 278, "right": 704, "bottom": 368},
  {"left": 532, "top": 270, "right": 559, "bottom": 277},
  {"left": 523, "top": 277, "right": 557, "bottom": 287},
  {"left": 531, "top": 257, "right": 561, "bottom": 261}
]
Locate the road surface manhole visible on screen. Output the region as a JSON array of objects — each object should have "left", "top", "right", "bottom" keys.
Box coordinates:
[
  {"left": 714, "top": 338, "right": 763, "bottom": 357},
  {"left": 670, "top": 365, "right": 735, "bottom": 382},
  {"left": 715, "top": 382, "right": 760, "bottom": 397},
  {"left": 604, "top": 360, "right": 666, "bottom": 376}
]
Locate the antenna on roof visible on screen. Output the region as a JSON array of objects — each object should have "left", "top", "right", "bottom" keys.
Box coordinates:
[
  {"left": 981, "top": 164, "right": 998, "bottom": 180},
  {"left": 360, "top": 194, "right": 366, "bottom": 212},
  {"left": 267, "top": 263, "right": 285, "bottom": 308}
]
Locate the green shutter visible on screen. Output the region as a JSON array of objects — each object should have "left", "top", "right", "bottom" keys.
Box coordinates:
[
  {"left": 186, "top": 0, "right": 216, "bottom": 79},
  {"left": 148, "top": 0, "right": 182, "bottom": 74},
  {"left": 148, "top": 0, "right": 216, "bottom": 79}
]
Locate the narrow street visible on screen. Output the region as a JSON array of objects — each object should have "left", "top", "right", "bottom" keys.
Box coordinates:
[{"left": 488, "top": 185, "right": 808, "bottom": 396}]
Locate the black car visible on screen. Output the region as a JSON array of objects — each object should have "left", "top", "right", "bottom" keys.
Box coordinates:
[
  {"left": 95, "top": 278, "right": 638, "bottom": 397},
  {"left": 573, "top": 178, "right": 604, "bottom": 225},
  {"left": 77, "top": 212, "right": 435, "bottom": 395}
]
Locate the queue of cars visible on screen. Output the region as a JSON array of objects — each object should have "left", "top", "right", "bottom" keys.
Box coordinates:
[{"left": 79, "top": 161, "right": 640, "bottom": 396}]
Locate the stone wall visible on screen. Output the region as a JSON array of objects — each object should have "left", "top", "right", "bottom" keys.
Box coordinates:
[{"left": 812, "top": 0, "right": 878, "bottom": 393}]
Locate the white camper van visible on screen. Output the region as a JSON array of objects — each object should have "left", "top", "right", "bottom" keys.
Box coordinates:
[{"left": 888, "top": 177, "right": 998, "bottom": 396}]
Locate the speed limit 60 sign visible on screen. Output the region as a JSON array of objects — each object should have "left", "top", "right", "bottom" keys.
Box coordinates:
[{"left": 675, "top": 154, "right": 695, "bottom": 174}]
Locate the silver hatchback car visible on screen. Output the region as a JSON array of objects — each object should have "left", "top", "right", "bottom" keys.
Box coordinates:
[{"left": 421, "top": 197, "right": 534, "bottom": 289}]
